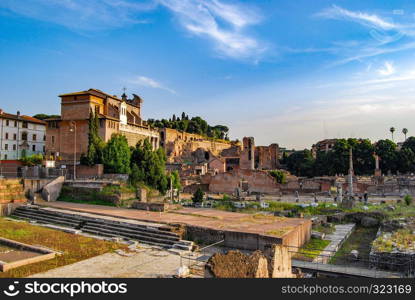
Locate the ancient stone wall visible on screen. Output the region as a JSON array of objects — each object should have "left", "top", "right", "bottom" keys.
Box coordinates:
[
  {"left": 240, "top": 137, "right": 255, "bottom": 170},
  {"left": 208, "top": 169, "right": 280, "bottom": 194},
  {"left": 160, "top": 128, "right": 234, "bottom": 163}
]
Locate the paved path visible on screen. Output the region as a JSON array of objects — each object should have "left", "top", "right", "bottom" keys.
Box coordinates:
[
  {"left": 313, "top": 224, "right": 355, "bottom": 263},
  {"left": 29, "top": 246, "right": 186, "bottom": 278},
  {"left": 292, "top": 259, "right": 402, "bottom": 278}
]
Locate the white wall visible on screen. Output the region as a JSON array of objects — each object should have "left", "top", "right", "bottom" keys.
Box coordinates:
[{"left": 0, "top": 117, "right": 46, "bottom": 160}]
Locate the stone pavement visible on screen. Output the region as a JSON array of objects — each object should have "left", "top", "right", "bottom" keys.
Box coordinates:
[
  {"left": 313, "top": 223, "right": 355, "bottom": 263},
  {"left": 29, "top": 246, "right": 187, "bottom": 278}
]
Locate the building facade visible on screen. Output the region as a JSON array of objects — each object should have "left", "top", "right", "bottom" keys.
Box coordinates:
[
  {"left": 0, "top": 109, "right": 46, "bottom": 160},
  {"left": 45, "top": 89, "right": 159, "bottom": 164}
]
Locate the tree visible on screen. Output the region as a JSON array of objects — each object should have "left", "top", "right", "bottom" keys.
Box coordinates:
[
  {"left": 103, "top": 134, "right": 131, "bottom": 174},
  {"left": 192, "top": 187, "right": 204, "bottom": 203},
  {"left": 170, "top": 170, "right": 182, "bottom": 190},
  {"left": 285, "top": 149, "right": 315, "bottom": 177},
  {"left": 390, "top": 127, "right": 396, "bottom": 141},
  {"left": 130, "top": 139, "right": 170, "bottom": 194},
  {"left": 374, "top": 139, "right": 399, "bottom": 174},
  {"left": 81, "top": 110, "right": 105, "bottom": 166},
  {"left": 402, "top": 136, "right": 415, "bottom": 153},
  {"left": 402, "top": 128, "right": 408, "bottom": 141}
]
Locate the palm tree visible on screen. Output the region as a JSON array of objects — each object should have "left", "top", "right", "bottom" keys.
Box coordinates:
[
  {"left": 390, "top": 127, "right": 395, "bottom": 141},
  {"left": 402, "top": 128, "right": 408, "bottom": 141}
]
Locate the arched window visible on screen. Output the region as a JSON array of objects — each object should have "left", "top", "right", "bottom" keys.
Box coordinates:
[{"left": 21, "top": 132, "right": 28, "bottom": 141}]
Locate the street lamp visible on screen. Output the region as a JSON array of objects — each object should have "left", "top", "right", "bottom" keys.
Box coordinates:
[{"left": 69, "top": 121, "right": 76, "bottom": 181}]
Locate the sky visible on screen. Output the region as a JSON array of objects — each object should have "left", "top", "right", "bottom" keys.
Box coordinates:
[{"left": 0, "top": 0, "right": 415, "bottom": 149}]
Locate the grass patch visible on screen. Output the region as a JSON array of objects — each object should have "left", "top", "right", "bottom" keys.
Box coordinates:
[
  {"left": 313, "top": 224, "right": 335, "bottom": 235},
  {"left": 329, "top": 226, "right": 378, "bottom": 266},
  {"left": 0, "top": 218, "right": 127, "bottom": 278},
  {"left": 372, "top": 229, "right": 415, "bottom": 253},
  {"left": 293, "top": 238, "right": 330, "bottom": 261},
  {"left": 265, "top": 227, "right": 293, "bottom": 237},
  {"left": 57, "top": 194, "right": 115, "bottom": 207}
]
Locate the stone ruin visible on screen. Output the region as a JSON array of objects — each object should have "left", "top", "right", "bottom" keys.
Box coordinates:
[{"left": 205, "top": 244, "right": 296, "bottom": 278}]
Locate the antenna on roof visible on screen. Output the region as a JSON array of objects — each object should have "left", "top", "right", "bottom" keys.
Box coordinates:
[{"left": 122, "top": 87, "right": 127, "bottom": 94}]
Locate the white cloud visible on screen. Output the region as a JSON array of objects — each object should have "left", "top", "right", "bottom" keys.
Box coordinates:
[
  {"left": 317, "top": 5, "right": 397, "bottom": 30},
  {"left": 0, "top": 0, "right": 155, "bottom": 30},
  {"left": 377, "top": 61, "right": 396, "bottom": 76},
  {"left": 0, "top": 0, "right": 265, "bottom": 61},
  {"left": 128, "top": 76, "right": 176, "bottom": 94},
  {"left": 158, "top": 0, "right": 265, "bottom": 60}
]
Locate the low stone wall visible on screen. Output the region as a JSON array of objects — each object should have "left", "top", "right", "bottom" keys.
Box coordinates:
[
  {"left": 41, "top": 176, "right": 65, "bottom": 202},
  {"left": 132, "top": 202, "right": 180, "bottom": 212},
  {"left": 75, "top": 164, "right": 104, "bottom": 179},
  {"left": 185, "top": 219, "right": 311, "bottom": 251}
]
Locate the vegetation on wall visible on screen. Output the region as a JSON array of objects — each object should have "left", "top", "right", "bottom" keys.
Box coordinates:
[
  {"left": 147, "top": 112, "right": 230, "bottom": 140},
  {"left": 32, "top": 114, "right": 61, "bottom": 120},
  {"left": 268, "top": 170, "right": 287, "bottom": 184},
  {"left": 20, "top": 154, "right": 44, "bottom": 166}
]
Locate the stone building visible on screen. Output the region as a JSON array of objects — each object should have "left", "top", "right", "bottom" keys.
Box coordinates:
[
  {"left": 311, "top": 139, "right": 338, "bottom": 158},
  {"left": 0, "top": 109, "right": 46, "bottom": 160},
  {"left": 45, "top": 89, "right": 159, "bottom": 164},
  {"left": 159, "top": 127, "right": 235, "bottom": 163}
]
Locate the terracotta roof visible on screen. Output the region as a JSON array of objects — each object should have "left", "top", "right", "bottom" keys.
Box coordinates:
[
  {"left": 0, "top": 111, "right": 46, "bottom": 125},
  {"left": 59, "top": 88, "right": 123, "bottom": 101}
]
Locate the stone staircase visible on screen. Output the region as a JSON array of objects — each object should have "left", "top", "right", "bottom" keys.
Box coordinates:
[{"left": 12, "top": 206, "right": 193, "bottom": 251}]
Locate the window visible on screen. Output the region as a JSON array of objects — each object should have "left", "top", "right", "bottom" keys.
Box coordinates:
[
  {"left": 32, "top": 134, "right": 37, "bottom": 141},
  {"left": 6, "top": 120, "right": 9, "bottom": 126},
  {"left": 21, "top": 132, "right": 27, "bottom": 141},
  {"left": 13, "top": 133, "right": 16, "bottom": 140},
  {"left": 32, "top": 145, "right": 36, "bottom": 152},
  {"left": 13, "top": 144, "right": 16, "bottom": 151},
  {"left": 14, "top": 121, "right": 17, "bottom": 127},
  {"left": 52, "top": 136, "right": 55, "bottom": 144},
  {"left": 43, "top": 135, "right": 46, "bottom": 141},
  {"left": 43, "top": 146, "right": 45, "bottom": 152},
  {"left": 5, "top": 133, "right": 8, "bottom": 139},
  {"left": 4, "top": 144, "right": 8, "bottom": 150},
  {"left": 22, "top": 121, "right": 28, "bottom": 128},
  {"left": 4, "top": 154, "right": 7, "bottom": 160}
]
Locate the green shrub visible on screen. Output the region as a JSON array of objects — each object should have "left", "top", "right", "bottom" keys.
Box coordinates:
[
  {"left": 268, "top": 170, "right": 287, "bottom": 184},
  {"left": 192, "top": 188, "right": 204, "bottom": 203},
  {"left": 404, "top": 194, "right": 413, "bottom": 206}
]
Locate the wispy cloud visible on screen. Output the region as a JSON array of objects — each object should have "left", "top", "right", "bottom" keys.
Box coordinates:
[
  {"left": 317, "top": 5, "right": 397, "bottom": 30},
  {"left": 377, "top": 61, "right": 395, "bottom": 76},
  {"left": 0, "top": 0, "right": 155, "bottom": 30},
  {"left": 159, "top": 0, "right": 265, "bottom": 60},
  {"left": 128, "top": 75, "right": 176, "bottom": 94},
  {"left": 0, "top": 0, "right": 265, "bottom": 61},
  {"left": 316, "top": 5, "right": 415, "bottom": 66}
]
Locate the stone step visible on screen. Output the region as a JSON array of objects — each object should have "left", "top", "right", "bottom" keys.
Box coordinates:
[
  {"left": 20, "top": 207, "right": 178, "bottom": 237},
  {"left": 83, "top": 222, "right": 180, "bottom": 242},
  {"left": 12, "top": 205, "right": 193, "bottom": 250},
  {"left": 85, "top": 218, "right": 179, "bottom": 238},
  {"left": 80, "top": 227, "right": 174, "bottom": 249},
  {"left": 81, "top": 224, "right": 179, "bottom": 246},
  {"left": 13, "top": 211, "right": 81, "bottom": 228}
]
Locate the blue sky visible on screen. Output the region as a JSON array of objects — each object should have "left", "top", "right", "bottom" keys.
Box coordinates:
[{"left": 1, "top": 0, "right": 415, "bottom": 149}]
